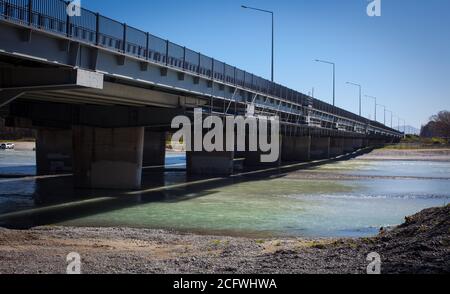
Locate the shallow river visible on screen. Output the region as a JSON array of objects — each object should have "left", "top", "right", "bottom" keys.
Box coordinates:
[{"left": 0, "top": 150, "right": 449, "bottom": 238}]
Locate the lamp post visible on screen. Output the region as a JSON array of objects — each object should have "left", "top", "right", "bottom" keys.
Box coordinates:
[
  {"left": 364, "top": 95, "right": 377, "bottom": 122},
  {"left": 315, "top": 59, "right": 336, "bottom": 106},
  {"left": 346, "top": 82, "right": 362, "bottom": 116},
  {"left": 393, "top": 114, "right": 399, "bottom": 131},
  {"left": 377, "top": 104, "right": 386, "bottom": 126},
  {"left": 241, "top": 5, "right": 274, "bottom": 82},
  {"left": 386, "top": 109, "right": 393, "bottom": 128}
]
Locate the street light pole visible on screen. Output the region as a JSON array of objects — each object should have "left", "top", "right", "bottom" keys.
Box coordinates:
[
  {"left": 315, "top": 59, "right": 336, "bottom": 106},
  {"left": 386, "top": 109, "right": 393, "bottom": 128},
  {"left": 241, "top": 5, "right": 274, "bottom": 82},
  {"left": 364, "top": 95, "right": 377, "bottom": 121},
  {"left": 346, "top": 82, "right": 362, "bottom": 116},
  {"left": 377, "top": 104, "right": 386, "bottom": 125}
]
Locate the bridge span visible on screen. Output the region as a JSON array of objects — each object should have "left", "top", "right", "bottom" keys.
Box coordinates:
[{"left": 0, "top": 0, "right": 403, "bottom": 189}]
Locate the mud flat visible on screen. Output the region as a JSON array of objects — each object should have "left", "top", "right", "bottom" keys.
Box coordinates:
[{"left": 0, "top": 205, "right": 448, "bottom": 274}]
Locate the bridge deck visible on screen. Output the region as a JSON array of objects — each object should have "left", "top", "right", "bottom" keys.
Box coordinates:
[{"left": 0, "top": 0, "right": 402, "bottom": 139}]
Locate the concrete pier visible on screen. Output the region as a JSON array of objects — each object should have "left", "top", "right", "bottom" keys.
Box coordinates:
[
  {"left": 72, "top": 126, "right": 144, "bottom": 190},
  {"left": 187, "top": 151, "right": 235, "bottom": 175},
  {"left": 352, "top": 138, "right": 363, "bottom": 151},
  {"left": 143, "top": 130, "right": 166, "bottom": 167},
  {"left": 36, "top": 128, "right": 73, "bottom": 175},
  {"left": 329, "top": 137, "right": 344, "bottom": 158},
  {"left": 281, "top": 136, "right": 311, "bottom": 162},
  {"left": 310, "top": 137, "right": 330, "bottom": 160},
  {"left": 343, "top": 138, "right": 355, "bottom": 153},
  {"left": 243, "top": 149, "right": 281, "bottom": 168}
]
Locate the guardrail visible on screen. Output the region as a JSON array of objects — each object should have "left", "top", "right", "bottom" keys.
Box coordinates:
[{"left": 0, "top": 0, "right": 400, "bottom": 136}]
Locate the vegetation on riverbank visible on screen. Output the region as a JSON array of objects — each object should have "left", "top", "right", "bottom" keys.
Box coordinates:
[{"left": 382, "top": 135, "right": 449, "bottom": 150}]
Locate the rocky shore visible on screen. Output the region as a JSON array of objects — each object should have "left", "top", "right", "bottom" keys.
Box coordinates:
[{"left": 0, "top": 205, "right": 448, "bottom": 274}]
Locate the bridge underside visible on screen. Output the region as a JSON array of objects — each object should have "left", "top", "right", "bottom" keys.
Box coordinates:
[
  {"left": 3, "top": 99, "right": 397, "bottom": 189},
  {"left": 0, "top": 17, "right": 401, "bottom": 189}
]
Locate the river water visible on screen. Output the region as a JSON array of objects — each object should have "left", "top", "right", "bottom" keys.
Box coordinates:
[{"left": 0, "top": 150, "right": 449, "bottom": 238}]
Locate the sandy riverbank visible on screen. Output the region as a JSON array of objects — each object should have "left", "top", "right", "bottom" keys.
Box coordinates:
[{"left": 0, "top": 205, "right": 448, "bottom": 274}]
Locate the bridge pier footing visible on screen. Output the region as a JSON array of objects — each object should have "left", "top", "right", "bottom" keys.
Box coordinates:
[
  {"left": 72, "top": 126, "right": 144, "bottom": 190},
  {"left": 187, "top": 151, "right": 235, "bottom": 175},
  {"left": 243, "top": 149, "right": 282, "bottom": 168},
  {"left": 143, "top": 130, "right": 166, "bottom": 167},
  {"left": 36, "top": 128, "right": 73, "bottom": 175},
  {"left": 310, "top": 137, "right": 330, "bottom": 160}
]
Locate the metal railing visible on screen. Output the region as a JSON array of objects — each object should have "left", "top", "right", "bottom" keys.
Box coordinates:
[{"left": 0, "top": 0, "right": 400, "bottom": 136}]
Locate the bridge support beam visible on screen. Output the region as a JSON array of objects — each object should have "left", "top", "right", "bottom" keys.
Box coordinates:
[
  {"left": 329, "top": 138, "right": 345, "bottom": 158},
  {"left": 310, "top": 137, "right": 330, "bottom": 160},
  {"left": 281, "top": 136, "right": 311, "bottom": 162},
  {"left": 36, "top": 128, "right": 73, "bottom": 175},
  {"left": 187, "top": 151, "right": 235, "bottom": 175},
  {"left": 143, "top": 130, "right": 166, "bottom": 167},
  {"left": 72, "top": 126, "right": 144, "bottom": 190}
]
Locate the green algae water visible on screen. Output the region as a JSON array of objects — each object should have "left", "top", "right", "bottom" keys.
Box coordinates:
[{"left": 0, "top": 151, "right": 449, "bottom": 237}]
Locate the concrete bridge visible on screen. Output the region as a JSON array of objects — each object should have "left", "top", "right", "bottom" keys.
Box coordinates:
[{"left": 0, "top": 0, "right": 402, "bottom": 189}]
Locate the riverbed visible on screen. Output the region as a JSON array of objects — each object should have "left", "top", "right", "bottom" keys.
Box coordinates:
[{"left": 0, "top": 148, "right": 449, "bottom": 238}]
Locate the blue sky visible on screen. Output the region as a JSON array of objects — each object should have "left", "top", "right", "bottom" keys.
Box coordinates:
[{"left": 81, "top": 0, "right": 450, "bottom": 129}]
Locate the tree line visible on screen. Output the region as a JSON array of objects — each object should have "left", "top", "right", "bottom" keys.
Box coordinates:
[{"left": 420, "top": 111, "right": 450, "bottom": 141}]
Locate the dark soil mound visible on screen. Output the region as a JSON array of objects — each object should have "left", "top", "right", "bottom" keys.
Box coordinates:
[{"left": 370, "top": 205, "right": 450, "bottom": 273}]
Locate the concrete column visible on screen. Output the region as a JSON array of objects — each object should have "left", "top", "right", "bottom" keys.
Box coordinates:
[
  {"left": 72, "top": 126, "right": 144, "bottom": 190},
  {"left": 36, "top": 128, "right": 73, "bottom": 175},
  {"left": 363, "top": 139, "right": 369, "bottom": 148},
  {"left": 187, "top": 151, "right": 234, "bottom": 175},
  {"left": 353, "top": 138, "right": 363, "bottom": 150},
  {"left": 343, "top": 138, "right": 355, "bottom": 153},
  {"left": 369, "top": 139, "right": 385, "bottom": 147},
  {"left": 310, "top": 137, "right": 330, "bottom": 160},
  {"left": 282, "top": 136, "right": 310, "bottom": 162},
  {"left": 185, "top": 122, "right": 236, "bottom": 175},
  {"left": 329, "top": 137, "right": 344, "bottom": 158},
  {"left": 243, "top": 149, "right": 281, "bottom": 167},
  {"left": 244, "top": 135, "right": 282, "bottom": 168},
  {"left": 143, "top": 130, "right": 166, "bottom": 167}
]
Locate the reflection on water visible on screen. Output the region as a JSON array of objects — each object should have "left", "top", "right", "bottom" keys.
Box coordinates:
[{"left": 0, "top": 150, "right": 449, "bottom": 237}]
